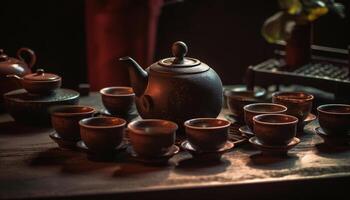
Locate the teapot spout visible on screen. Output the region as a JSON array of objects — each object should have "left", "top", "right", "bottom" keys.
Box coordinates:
[
  {"left": 6, "top": 74, "right": 23, "bottom": 88},
  {"left": 6, "top": 74, "right": 22, "bottom": 80},
  {"left": 119, "top": 56, "right": 148, "bottom": 96}
]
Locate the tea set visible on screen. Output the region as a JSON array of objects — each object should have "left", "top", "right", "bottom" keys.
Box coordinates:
[
  {"left": 1, "top": 42, "right": 350, "bottom": 164},
  {"left": 225, "top": 87, "right": 350, "bottom": 154}
]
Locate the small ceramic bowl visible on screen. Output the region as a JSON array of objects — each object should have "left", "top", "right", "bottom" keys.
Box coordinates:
[
  {"left": 244, "top": 103, "right": 287, "bottom": 130},
  {"left": 225, "top": 90, "right": 265, "bottom": 122},
  {"left": 272, "top": 91, "right": 313, "bottom": 126},
  {"left": 79, "top": 117, "right": 126, "bottom": 154},
  {"left": 128, "top": 119, "right": 178, "bottom": 157},
  {"left": 100, "top": 86, "right": 135, "bottom": 116},
  {"left": 223, "top": 85, "right": 266, "bottom": 108},
  {"left": 51, "top": 105, "right": 96, "bottom": 141},
  {"left": 253, "top": 114, "right": 298, "bottom": 146},
  {"left": 317, "top": 104, "right": 350, "bottom": 136},
  {"left": 184, "top": 118, "right": 230, "bottom": 151}
]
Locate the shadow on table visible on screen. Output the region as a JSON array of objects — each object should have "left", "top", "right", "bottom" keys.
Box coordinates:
[
  {"left": 60, "top": 151, "right": 131, "bottom": 174},
  {"left": 0, "top": 121, "right": 51, "bottom": 136},
  {"left": 315, "top": 143, "right": 350, "bottom": 157},
  {"left": 246, "top": 153, "right": 299, "bottom": 170},
  {"left": 29, "top": 147, "right": 116, "bottom": 174},
  {"left": 61, "top": 156, "right": 119, "bottom": 174},
  {"left": 113, "top": 162, "right": 172, "bottom": 177},
  {"left": 174, "top": 157, "right": 231, "bottom": 175},
  {"left": 30, "top": 148, "right": 76, "bottom": 166}
]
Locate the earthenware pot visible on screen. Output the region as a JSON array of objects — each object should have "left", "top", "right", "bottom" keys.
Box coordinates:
[
  {"left": 7, "top": 69, "right": 61, "bottom": 94},
  {"left": 317, "top": 104, "right": 350, "bottom": 136},
  {"left": 120, "top": 41, "right": 222, "bottom": 131},
  {"left": 0, "top": 48, "right": 36, "bottom": 110},
  {"left": 128, "top": 119, "right": 177, "bottom": 157},
  {"left": 184, "top": 118, "right": 230, "bottom": 151}
]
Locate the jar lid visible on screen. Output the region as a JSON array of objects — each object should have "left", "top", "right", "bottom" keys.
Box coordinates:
[
  {"left": 151, "top": 41, "right": 209, "bottom": 74},
  {"left": 23, "top": 69, "right": 61, "bottom": 81}
]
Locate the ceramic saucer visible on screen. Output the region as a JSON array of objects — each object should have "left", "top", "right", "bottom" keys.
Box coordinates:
[
  {"left": 239, "top": 125, "right": 254, "bottom": 138},
  {"left": 303, "top": 113, "right": 316, "bottom": 125},
  {"left": 49, "top": 131, "right": 78, "bottom": 149},
  {"left": 315, "top": 127, "right": 350, "bottom": 145},
  {"left": 76, "top": 140, "right": 128, "bottom": 154},
  {"left": 249, "top": 137, "right": 300, "bottom": 155},
  {"left": 4, "top": 89, "right": 79, "bottom": 126},
  {"left": 225, "top": 114, "right": 244, "bottom": 124},
  {"left": 127, "top": 145, "right": 179, "bottom": 165},
  {"left": 298, "top": 113, "right": 316, "bottom": 132},
  {"left": 181, "top": 140, "right": 234, "bottom": 160},
  {"left": 228, "top": 126, "right": 248, "bottom": 145},
  {"left": 100, "top": 108, "right": 139, "bottom": 122}
]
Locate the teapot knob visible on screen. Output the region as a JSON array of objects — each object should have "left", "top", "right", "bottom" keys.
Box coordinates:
[
  {"left": 36, "top": 69, "right": 45, "bottom": 75},
  {"left": 172, "top": 41, "right": 188, "bottom": 64},
  {"left": 0, "top": 49, "right": 9, "bottom": 62}
]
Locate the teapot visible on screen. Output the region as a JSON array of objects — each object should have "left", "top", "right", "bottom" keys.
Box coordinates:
[
  {"left": 120, "top": 41, "right": 223, "bottom": 130},
  {"left": 0, "top": 48, "right": 36, "bottom": 109},
  {"left": 7, "top": 69, "right": 62, "bottom": 94}
]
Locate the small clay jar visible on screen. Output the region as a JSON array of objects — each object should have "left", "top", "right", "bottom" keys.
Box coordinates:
[{"left": 7, "top": 69, "right": 61, "bottom": 94}]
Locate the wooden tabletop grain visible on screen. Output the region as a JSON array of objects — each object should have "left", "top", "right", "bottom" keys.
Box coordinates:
[{"left": 0, "top": 93, "right": 349, "bottom": 200}]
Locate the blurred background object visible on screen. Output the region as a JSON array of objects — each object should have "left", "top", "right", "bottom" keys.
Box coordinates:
[{"left": 0, "top": 0, "right": 348, "bottom": 91}]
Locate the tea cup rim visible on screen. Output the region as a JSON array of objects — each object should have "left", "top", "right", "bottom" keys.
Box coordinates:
[
  {"left": 79, "top": 117, "right": 126, "bottom": 129},
  {"left": 224, "top": 90, "right": 260, "bottom": 101},
  {"left": 184, "top": 118, "right": 231, "bottom": 130},
  {"left": 253, "top": 114, "right": 298, "bottom": 125},
  {"left": 128, "top": 119, "right": 178, "bottom": 135},
  {"left": 272, "top": 91, "right": 314, "bottom": 102},
  {"left": 244, "top": 103, "right": 287, "bottom": 114},
  {"left": 100, "top": 86, "right": 135, "bottom": 97},
  {"left": 317, "top": 104, "right": 350, "bottom": 115},
  {"left": 50, "top": 105, "right": 96, "bottom": 117}
]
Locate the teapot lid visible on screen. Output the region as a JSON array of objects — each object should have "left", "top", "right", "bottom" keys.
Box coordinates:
[
  {"left": 23, "top": 69, "right": 61, "bottom": 82},
  {"left": 151, "top": 41, "right": 209, "bottom": 74}
]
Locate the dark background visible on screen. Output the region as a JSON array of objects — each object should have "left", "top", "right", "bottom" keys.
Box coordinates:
[{"left": 0, "top": 0, "right": 349, "bottom": 89}]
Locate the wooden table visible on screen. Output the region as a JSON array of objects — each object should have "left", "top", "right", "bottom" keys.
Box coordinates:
[{"left": 1, "top": 93, "right": 349, "bottom": 200}]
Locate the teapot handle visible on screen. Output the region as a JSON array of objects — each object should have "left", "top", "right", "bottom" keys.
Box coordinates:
[{"left": 17, "top": 47, "right": 37, "bottom": 69}]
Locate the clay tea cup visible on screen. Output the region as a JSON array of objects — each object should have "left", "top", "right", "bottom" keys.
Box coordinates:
[
  {"left": 225, "top": 90, "right": 264, "bottom": 122},
  {"left": 128, "top": 119, "right": 178, "bottom": 157},
  {"left": 184, "top": 118, "right": 230, "bottom": 151},
  {"left": 50, "top": 105, "right": 96, "bottom": 141},
  {"left": 100, "top": 86, "right": 135, "bottom": 115},
  {"left": 317, "top": 104, "right": 350, "bottom": 136},
  {"left": 223, "top": 85, "right": 266, "bottom": 108},
  {"left": 272, "top": 91, "right": 313, "bottom": 127},
  {"left": 244, "top": 103, "right": 287, "bottom": 130},
  {"left": 253, "top": 114, "right": 298, "bottom": 146},
  {"left": 79, "top": 117, "right": 126, "bottom": 154}
]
